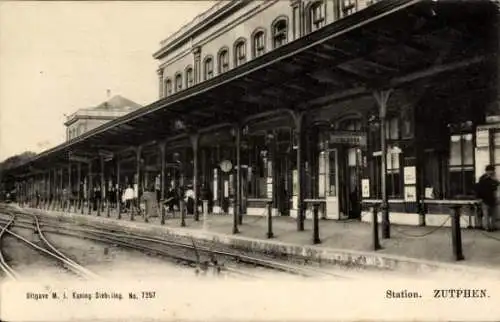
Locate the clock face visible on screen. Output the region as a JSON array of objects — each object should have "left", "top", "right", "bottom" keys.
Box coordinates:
[{"left": 219, "top": 160, "right": 233, "bottom": 173}]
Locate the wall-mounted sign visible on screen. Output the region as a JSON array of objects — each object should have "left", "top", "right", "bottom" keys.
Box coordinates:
[
  {"left": 404, "top": 185, "right": 417, "bottom": 202},
  {"left": 219, "top": 160, "right": 233, "bottom": 173},
  {"left": 361, "top": 179, "right": 370, "bottom": 198},
  {"left": 267, "top": 177, "right": 273, "bottom": 199},
  {"left": 329, "top": 132, "right": 367, "bottom": 146},
  {"left": 404, "top": 166, "right": 416, "bottom": 185},
  {"left": 476, "top": 129, "right": 489, "bottom": 148}
]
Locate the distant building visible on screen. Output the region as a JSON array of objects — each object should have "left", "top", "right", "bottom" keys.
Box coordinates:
[{"left": 64, "top": 95, "right": 142, "bottom": 141}]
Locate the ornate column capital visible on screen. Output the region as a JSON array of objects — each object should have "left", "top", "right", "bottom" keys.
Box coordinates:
[
  {"left": 290, "top": 0, "right": 301, "bottom": 7},
  {"left": 157, "top": 68, "right": 164, "bottom": 77},
  {"left": 192, "top": 46, "right": 201, "bottom": 60}
]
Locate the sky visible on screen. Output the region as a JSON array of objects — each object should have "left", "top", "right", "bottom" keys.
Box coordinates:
[{"left": 0, "top": 1, "right": 216, "bottom": 162}]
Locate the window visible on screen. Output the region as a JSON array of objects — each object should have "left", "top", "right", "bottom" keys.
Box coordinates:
[
  {"left": 342, "top": 0, "right": 357, "bottom": 16},
  {"left": 386, "top": 149, "right": 401, "bottom": 198},
  {"left": 234, "top": 39, "right": 247, "bottom": 67},
  {"left": 185, "top": 67, "right": 193, "bottom": 88},
  {"left": 218, "top": 48, "right": 229, "bottom": 74},
  {"left": 309, "top": 1, "right": 325, "bottom": 32},
  {"left": 272, "top": 18, "right": 288, "bottom": 49},
  {"left": 174, "top": 73, "right": 182, "bottom": 92},
  {"left": 339, "top": 118, "right": 362, "bottom": 131},
  {"left": 164, "top": 78, "right": 172, "bottom": 96},
  {"left": 252, "top": 30, "right": 266, "bottom": 58},
  {"left": 448, "top": 133, "right": 474, "bottom": 197},
  {"left": 493, "top": 131, "right": 500, "bottom": 167},
  {"left": 77, "top": 125, "right": 83, "bottom": 136},
  {"left": 204, "top": 57, "right": 214, "bottom": 80},
  {"left": 386, "top": 117, "right": 399, "bottom": 139}
]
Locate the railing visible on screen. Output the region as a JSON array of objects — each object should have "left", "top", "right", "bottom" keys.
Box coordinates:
[{"left": 362, "top": 198, "right": 481, "bottom": 261}]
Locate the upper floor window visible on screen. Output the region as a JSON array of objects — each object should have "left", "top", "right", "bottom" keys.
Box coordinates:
[
  {"left": 164, "top": 78, "right": 172, "bottom": 96},
  {"left": 234, "top": 39, "right": 247, "bottom": 67},
  {"left": 252, "top": 30, "right": 266, "bottom": 58},
  {"left": 386, "top": 117, "right": 399, "bottom": 140},
  {"left": 342, "top": 0, "right": 357, "bottom": 16},
  {"left": 218, "top": 48, "right": 229, "bottom": 74},
  {"left": 185, "top": 66, "right": 194, "bottom": 88},
  {"left": 175, "top": 73, "right": 182, "bottom": 92},
  {"left": 272, "top": 18, "right": 288, "bottom": 49},
  {"left": 310, "top": 1, "right": 325, "bottom": 32},
  {"left": 78, "top": 124, "right": 84, "bottom": 136},
  {"left": 204, "top": 56, "right": 214, "bottom": 80}
]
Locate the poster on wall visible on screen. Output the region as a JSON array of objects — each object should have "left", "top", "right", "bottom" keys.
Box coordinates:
[
  {"left": 318, "top": 174, "right": 325, "bottom": 198},
  {"left": 404, "top": 166, "right": 416, "bottom": 185},
  {"left": 292, "top": 170, "right": 298, "bottom": 196},
  {"left": 404, "top": 185, "right": 417, "bottom": 202},
  {"left": 361, "top": 179, "right": 370, "bottom": 198},
  {"left": 476, "top": 129, "right": 489, "bottom": 148},
  {"left": 267, "top": 177, "right": 273, "bottom": 199}
]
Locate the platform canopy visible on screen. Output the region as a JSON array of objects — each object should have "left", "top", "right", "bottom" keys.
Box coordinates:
[{"left": 6, "top": 0, "right": 497, "bottom": 176}]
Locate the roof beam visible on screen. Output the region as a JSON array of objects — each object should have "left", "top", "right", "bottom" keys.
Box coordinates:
[{"left": 390, "top": 55, "right": 487, "bottom": 87}]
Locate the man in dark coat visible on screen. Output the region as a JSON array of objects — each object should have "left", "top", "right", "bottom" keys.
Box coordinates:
[{"left": 476, "top": 165, "right": 499, "bottom": 231}]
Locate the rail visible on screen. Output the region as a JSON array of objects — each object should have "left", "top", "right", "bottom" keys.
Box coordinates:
[
  {"left": 0, "top": 210, "right": 99, "bottom": 279},
  {"left": 0, "top": 216, "right": 19, "bottom": 280},
  {"left": 0, "top": 213, "right": 347, "bottom": 279}
]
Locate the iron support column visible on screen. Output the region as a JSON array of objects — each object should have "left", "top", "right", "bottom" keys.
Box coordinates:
[
  {"left": 133, "top": 146, "right": 142, "bottom": 222},
  {"left": 88, "top": 162, "right": 93, "bottom": 215},
  {"left": 374, "top": 90, "right": 393, "bottom": 239},
  {"left": 116, "top": 157, "right": 121, "bottom": 219},
  {"left": 59, "top": 168, "right": 63, "bottom": 211},
  {"left": 77, "top": 162, "right": 81, "bottom": 213},
  {"left": 68, "top": 162, "right": 72, "bottom": 212},
  {"left": 191, "top": 133, "right": 200, "bottom": 221},
  {"left": 236, "top": 126, "right": 243, "bottom": 225},
  {"left": 159, "top": 142, "right": 166, "bottom": 224},
  {"left": 233, "top": 126, "right": 241, "bottom": 234},
  {"left": 294, "top": 112, "right": 305, "bottom": 231}
]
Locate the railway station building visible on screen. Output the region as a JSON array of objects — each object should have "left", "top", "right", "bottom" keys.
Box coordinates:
[{"left": 4, "top": 0, "right": 500, "bottom": 232}]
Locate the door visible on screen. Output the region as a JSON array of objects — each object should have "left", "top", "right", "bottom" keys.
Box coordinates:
[
  {"left": 346, "top": 148, "right": 362, "bottom": 219},
  {"left": 324, "top": 148, "right": 343, "bottom": 219}
]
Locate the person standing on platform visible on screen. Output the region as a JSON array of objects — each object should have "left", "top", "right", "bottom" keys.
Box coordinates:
[
  {"left": 185, "top": 184, "right": 195, "bottom": 215},
  {"left": 155, "top": 174, "right": 161, "bottom": 210},
  {"left": 475, "top": 165, "right": 499, "bottom": 232}
]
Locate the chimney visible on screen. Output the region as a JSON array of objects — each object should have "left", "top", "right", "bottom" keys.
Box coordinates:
[{"left": 106, "top": 89, "right": 111, "bottom": 99}]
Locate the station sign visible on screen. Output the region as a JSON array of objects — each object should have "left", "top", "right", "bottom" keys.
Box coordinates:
[{"left": 329, "top": 132, "right": 367, "bottom": 146}]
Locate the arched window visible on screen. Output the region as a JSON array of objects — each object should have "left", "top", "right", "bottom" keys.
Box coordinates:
[
  {"left": 218, "top": 48, "right": 229, "bottom": 74},
  {"left": 338, "top": 118, "right": 362, "bottom": 131},
  {"left": 185, "top": 66, "right": 194, "bottom": 88},
  {"left": 78, "top": 124, "right": 84, "bottom": 136},
  {"left": 174, "top": 73, "right": 182, "bottom": 92},
  {"left": 164, "top": 78, "right": 172, "bottom": 96},
  {"left": 309, "top": 1, "right": 325, "bottom": 32},
  {"left": 252, "top": 29, "right": 266, "bottom": 58},
  {"left": 204, "top": 56, "right": 214, "bottom": 80},
  {"left": 234, "top": 39, "right": 247, "bottom": 67},
  {"left": 272, "top": 18, "right": 288, "bottom": 49}
]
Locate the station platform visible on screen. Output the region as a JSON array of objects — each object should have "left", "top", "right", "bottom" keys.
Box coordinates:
[{"left": 11, "top": 204, "right": 500, "bottom": 278}]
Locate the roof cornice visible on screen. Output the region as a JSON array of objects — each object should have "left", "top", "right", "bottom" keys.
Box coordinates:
[{"left": 153, "top": 0, "right": 249, "bottom": 60}]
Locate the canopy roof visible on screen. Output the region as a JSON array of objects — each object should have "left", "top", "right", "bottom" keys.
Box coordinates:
[{"left": 6, "top": 0, "right": 497, "bottom": 176}]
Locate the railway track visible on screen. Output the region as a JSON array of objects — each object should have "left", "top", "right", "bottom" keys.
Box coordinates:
[
  {"left": 0, "top": 215, "right": 19, "bottom": 280},
  {"left": 0, "top": 210, "right": 99, "bottom": 281},
  {"left": 0, "top": 207, "right": 349, "bottom": 279}
]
